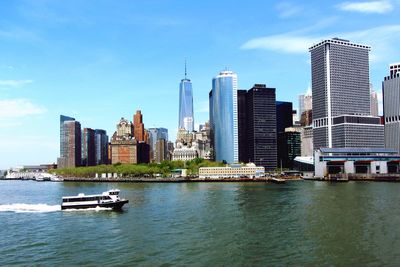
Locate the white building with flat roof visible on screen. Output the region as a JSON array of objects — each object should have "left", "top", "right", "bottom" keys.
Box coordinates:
[{"left": 199, "top": 163, "right": 264, "bottom": 179}]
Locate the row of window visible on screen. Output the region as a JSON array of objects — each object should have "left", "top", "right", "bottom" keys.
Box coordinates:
[{"left": 62, "top": 196, "right": 111, "bottom": 202}]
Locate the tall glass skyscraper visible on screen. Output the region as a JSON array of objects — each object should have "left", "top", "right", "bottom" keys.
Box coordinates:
[
  {"left": 209, "top": 70, "right": 238, "bottom": 163},
  {"left": 58, "top": 115, "right": 81, "bottom": 168},
  {"left": 95, "top": 129, "right": 109, "bottom": 165},
  {"left": 178, "top": 64, "right": 194, "bottom": 132}
]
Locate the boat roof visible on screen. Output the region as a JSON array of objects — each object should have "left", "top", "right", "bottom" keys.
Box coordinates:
[{"left": 62, "top": 189, "right": 120, "bottom": 199}]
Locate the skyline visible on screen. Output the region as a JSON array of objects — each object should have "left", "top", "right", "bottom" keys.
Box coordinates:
[{"left": 1, "top": 0, "right": 400, "bottom": 169}]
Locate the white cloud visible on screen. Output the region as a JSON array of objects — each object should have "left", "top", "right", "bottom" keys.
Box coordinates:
[
  {"left": 337, "top": 0, "right": 393, "bottom": 14},
  {"left": 0, "top": 99, "right": 46, "bottom": 120},
  {"left": 276, "top": 2, "right": 302, "bottom": 18},
  {"left": 241, "top": 34, "right": 321, "bottom": 54},
  {"left": 241, "top": 24, "right": 400, "bottom": 63},
  {"left": 0, "top": 79, "right": 33, "bottom": 87}
]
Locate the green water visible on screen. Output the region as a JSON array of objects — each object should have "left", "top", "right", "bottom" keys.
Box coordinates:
[{"left": 1, "top": 180, "right": 400, "bottom": 266}]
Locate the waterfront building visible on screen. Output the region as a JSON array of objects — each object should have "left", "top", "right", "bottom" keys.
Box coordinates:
[
  {"left": 178, "top": 63, "right": 194, "bottom": 132},
  {"left": 58, "top": 115, "right": 82, "bottom": 168},
  {"left": 95, "top": 129, "right": 109, "bottom": 165},
  {"left": 110, "top": 118, "right": 137, "bottom": 164},
  {"left": 82, "top": 128, "right": 95, "bottom": 166},
  {"left": 277, "top": 127, "right": 301, "bottom": 169},
  {"left": 370, "top": 85, "right": 379, "bottom": 117},
  {"left": 383, "top": 63, "right": 400, "bottom": 153},
  {"left": 314, "top": 147, "right": 400, "bottom": 178},
  {"left": 209, "top": 70, "right": 238, "bottom": 163},
  {"left": 309, "top": 38, "right": 384, "bottom": 149},
  {"left": 133, "top": 110, "right": 145, "bottom": 142},
  {"left": 238, "top": 84, "right": 277, "bottom": 170},
  {"left": 199, "top": 163, "right": 265, "bottom": 179}
]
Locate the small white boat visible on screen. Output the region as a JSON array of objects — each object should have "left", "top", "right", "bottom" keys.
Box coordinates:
[{"left": 61, "top": 189, "right": 129, "bottom": 210}]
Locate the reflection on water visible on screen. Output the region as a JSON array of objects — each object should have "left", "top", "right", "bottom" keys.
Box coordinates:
[{"left": 1, "top": 180, "right": 400, "bottom": 265}]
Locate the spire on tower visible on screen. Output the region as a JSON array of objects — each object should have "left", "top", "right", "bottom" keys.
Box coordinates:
[{"left": 184, "top": 59, "right": 187, "bottom": 79}]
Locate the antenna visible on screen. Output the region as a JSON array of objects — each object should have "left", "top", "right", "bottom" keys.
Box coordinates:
[{"left": 184, "top": 59, "right": 187, "bottom": 79}]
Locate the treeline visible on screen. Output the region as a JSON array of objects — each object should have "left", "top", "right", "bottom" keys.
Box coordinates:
[{"left": 52, "top": 158, "right": 225, "bottom": 178}]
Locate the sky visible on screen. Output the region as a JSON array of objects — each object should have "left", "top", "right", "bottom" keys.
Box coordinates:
[{"left": 0, "top": 0, "right": 400, "bottom": 169}]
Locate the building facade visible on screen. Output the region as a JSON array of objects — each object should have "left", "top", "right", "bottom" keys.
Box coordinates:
[
  {"left": 390, "top": 62, "right": 400, "bottom": 77},
  {"left": 110, "top": 118, "right": 137, "bottom": 164},
  {"left": 383, "top": 65, "right": 400, "bottom": 153},
  {"left": 309, "top": 38, "right": 384, "bottom": 149},
  {"left": 370, "top": 85, "right": 379, "bottom": 117},
  {"left": 58, "top": 115, "right": 82, "bottom": 168},
  {"left": 133, "top": 110, "right": 145, "bottom": 142},
  {"left": 276, "top": 101, "right": 293, "bottom": 134},
  {"left": 148, "top": 127, "right": 169, "bottom": 162},
  {"left": 277, "top": 127, "right": 301, "bottom": 169},
  {"left": 238, "top": 84, "right": 277, "bottom": 171},
  {"left": 199, "top": 163, "right": 265, "bottom": 179},
  {"left": 82, "top": 128, "right": 95, "bottom": 166},
  {"left": 178, "top": 64, "right": 194, "bottom": 132},
  {"left": 209, "top": 70, "right": 238, "bottom": 163},
  {"left": 95, "top": 129, "right": 109, "bottom": 165}
]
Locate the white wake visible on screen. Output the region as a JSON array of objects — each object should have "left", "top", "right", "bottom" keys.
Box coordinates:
[
  {"left": 0, "top": 203, "right": 61, "bottom": 213},
  {"left": 63, "top": 206, "right": 113, "bottom": 212}
]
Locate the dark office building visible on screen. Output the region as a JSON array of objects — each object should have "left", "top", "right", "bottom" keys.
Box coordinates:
[
  {"left": 277, "top": 129, "right": 301, "bottom": 169},
  {"left": 137, "top": 142, "right": 150, "bottom": 164},
  {"left": 95, "top": 129, "right": 109, "bottom": 165},
  {"left": 276, "top": 101, "right": 293, "bottom": 134},
  {"left": 57, "top": 115, "right": 82, "bottom": 168},
  {"left": 82, "top": 128, "right": 96, "bottom": 166},
  {"left": 238, "top": 84, "right": 277, "bottom": 171},
  {"left": 237, "top": 90, "right": 248, "bottom": 163}
]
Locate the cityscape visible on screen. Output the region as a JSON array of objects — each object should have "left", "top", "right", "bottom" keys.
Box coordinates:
[
  {"left": 2, "top": 1, "right": 400, "bottom": 266},
  {"left": 4, "top": 37, "right": 400, "bottom": 181}
]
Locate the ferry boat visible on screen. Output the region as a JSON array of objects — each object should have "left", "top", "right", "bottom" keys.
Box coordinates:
[{"left": 61, "top": 189, "right": 129, "bottom": 210}]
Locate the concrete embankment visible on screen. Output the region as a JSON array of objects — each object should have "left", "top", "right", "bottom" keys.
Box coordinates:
[{"left": 62, "top": 177, "right": 295, "bottom": 183}]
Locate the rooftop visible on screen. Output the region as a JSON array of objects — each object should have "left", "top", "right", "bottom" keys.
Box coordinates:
[
  {"left": 319, "top": 147, "right": 398, "bottom": 154},
  {"left": 309, "top": 38, "right": 371, "bottom": 51}
]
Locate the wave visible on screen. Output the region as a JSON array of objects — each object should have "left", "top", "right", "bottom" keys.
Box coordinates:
[
  {"left": 0, "top": 203, "right": 61, "bottom": 213},
  {"left": 63, "top": 206, "right": 113, "bottom": 212}
]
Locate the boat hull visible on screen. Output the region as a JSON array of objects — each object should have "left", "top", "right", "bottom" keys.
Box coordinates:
[{"left": 61, "top": 200, "right": 129, "bottom": 210}]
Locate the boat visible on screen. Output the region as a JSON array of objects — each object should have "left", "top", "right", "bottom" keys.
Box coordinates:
[
  {"left": 270, "top": 177, "right": 286, "bottom": 184},
  {"left": 61, "top": 189, "right": 129, "bottom": 210}
]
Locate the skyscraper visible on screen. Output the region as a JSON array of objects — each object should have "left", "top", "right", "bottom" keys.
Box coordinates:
[
  {"left": 370, "top": 85, "right": 379, "bottom": 117},
  {"left": 58, "top": 115, "right": 82, "bottom": 168},
  {"left": 390, "top": 62, "right": 400, "bottom": 77},
  {"left": 309, "top": 38, "right": 384, "bottom": 149},
  {"left": 209, "top": 70, "right": 238, "bottom": 163},
  {"left": 95, "top": 129, "right": 109, "bottom": 165},
  {"left": 133, "top": 110, "right": 145, "bottom": 141},
  {"left": 148, "top": 127, "right": 168, "bottom": 162},
  {"left": 178, "top": 62, "right": 194, "bottom": 132},
  {"left": 82, "top": 128, "right": 95, "bottom": 166},
  {"left": 276, "top": 101, "right": 293, "bottom": 134},
  {"left": 383, "top": 63, "right": 400, "bottom": 153},
  {"left": 238, "top": 84, "right": 277, "bottom": 170}
]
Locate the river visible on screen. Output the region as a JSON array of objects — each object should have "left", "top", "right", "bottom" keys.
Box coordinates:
[{"left": 1, "top": 180, "right": 400, "bottom": 266}]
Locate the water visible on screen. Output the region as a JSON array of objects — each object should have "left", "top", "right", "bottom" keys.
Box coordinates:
[{"left": 1, "top": 180, "right": 400, "bottom": 266}]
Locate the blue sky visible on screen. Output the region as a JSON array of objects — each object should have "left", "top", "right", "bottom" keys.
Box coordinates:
[{"left": 1, "top": 0, "right": 399, "bottom": 169}]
